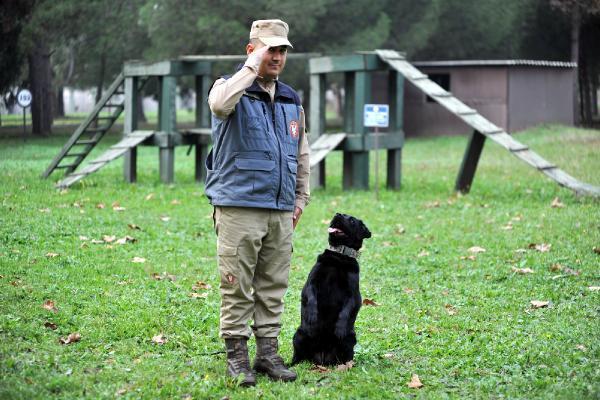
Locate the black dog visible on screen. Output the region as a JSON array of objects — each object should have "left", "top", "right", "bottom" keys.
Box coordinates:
[{"left": 292, "top": 213, "right": 371, "bottom": 366}]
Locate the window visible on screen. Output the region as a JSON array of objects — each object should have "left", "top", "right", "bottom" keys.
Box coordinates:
[{"left": 426, "top": 73, "right": 450, "bottom": 103}]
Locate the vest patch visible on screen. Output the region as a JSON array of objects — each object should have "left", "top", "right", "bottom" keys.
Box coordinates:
[{"left": 289, "top": 120, "right": 299, "bottom": 138}]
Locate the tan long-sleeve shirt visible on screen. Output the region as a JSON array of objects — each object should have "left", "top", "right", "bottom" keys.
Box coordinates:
[{"left": 208, "top": 65, "right": 310, "bottom": 210}]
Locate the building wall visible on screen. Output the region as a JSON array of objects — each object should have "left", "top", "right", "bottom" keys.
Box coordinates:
[
  {"left": 403, "top": 67, "right": 508, "bottom": 137},
  {"left": 507, "top": 68, "right": 574, "bottom": 131}
]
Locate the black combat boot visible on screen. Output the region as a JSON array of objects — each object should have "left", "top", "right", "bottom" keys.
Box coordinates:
[
  {"left": 225, "top": 338, "right": 256, "bottom": 387},
  {"left": 253, "top": 337, "right": 297, "bottom": 382}
]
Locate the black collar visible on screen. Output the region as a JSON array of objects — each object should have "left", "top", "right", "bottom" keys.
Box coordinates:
[{"left": 328, "top": 245, "right": 360, "bottom": 259}]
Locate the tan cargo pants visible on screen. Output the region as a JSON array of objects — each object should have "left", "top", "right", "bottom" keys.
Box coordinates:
[{"left": 214, "top": 206, "right": 293, "bottom": 339}]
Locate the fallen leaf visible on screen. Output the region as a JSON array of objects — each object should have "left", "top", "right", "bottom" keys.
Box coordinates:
[
  {"left": 529, "top": 243, "right": 551, "bottom": 252},
  {"left": 59, "top": 332, "right": 81, "bottom": 345},
  {"left": 445, "top": 304, "right": 458, "bottom": 315},
  {"left": 530, "top": 300, "right": 550, "bottom": 309},
  {"left": 417, "top": 250, "right": 430, "bottom": 257},
  {"left": 383, "top": 241, "right": 393, "bottom": 247},
  {"left": 160, "top": 216, "right": 171, "bottom": 222},
  {"left": 96, "top": 203, "right": 105, "bottom": 209},
  {"left": 115, "top": 236, "right": 136, "bottom": 245},
  {"left": 468, "top": 246, "right": 486, "bottom": 254},
  {"left": 79, "top": 236, "right": 89, "bottom": 241},
  {"left": 72, "top": 201, "right": 83, "bottom": 208},
  {"left": 594, "top": 247, "right": 600, "bottom": 255},
  {"left": 128, "top": 223, "right": 141, "bottom": 230},
  {"left": 512, "top": 267, "right": 534, "bottom": 274},
  {"left": 192, "top": 281, "right": 211, "bottom": 291},
  {"left": 576, "top": 344, "right": 587, "bottom": 352},
  {"left": 171, "top": 199, "right": 181, "bottom": 205},
  {"left": 515, "top": 248, "right": 528, "bottom": 254},
  {"left": 403, "top": 288, "right": 415, "bottom": 294},
  {"left": 44, "top": 322, "right": 58, "bottom": 330},
  {"left": 382, "top": 353, "right": 395, "bottom": 359},
  {"left": 501, "top": 224, "right": 513, "bottom": 230},
  {"left": 152, "top": 333, "right": 167, "bottom": 345},
  {"left": 310, "top": 365, "right": 330, "bottom": 373},
  {"left": 424, "top": 200, "right": 440, "bottom": 208},
  {"left": 460, "top": 255, "right": 477, "bottom": 261},
  {"left": 45, "top": 252, "right": 59, "bottom": 258},
  {"left": 115, "top": 387, "right": 128, "bottom": 396},
  {"left": 550, "top": 197, "right": 565, "bottom": 208},
  {"left": 189, "top": 292, "right": 208, "bottom": 299},
  {"left": 39, "top": 208, "right": 51, "bottom": 213},
  {"left": 91, "top": 239, "right": 104, "bottom": 244},
  {"left": 396, "top": 224, "right": 406, "bottom": 234},
  {"left": 407, "top": 374, "right": 424, "bottom": 389},
  {"left": 145, "top": 193, "right": 155, "bottom": 201},
  {"left": 563, "top": 267, "right": 580, "bottom": 276},
  {"left": 103, "top": 235, "right": 116, "bottom": 243},
  {"left": 132, "top": 257, "right": 146, "bottom": 263},
  {"left": 43, "top": 300, "right": 58, "bottom": 313},
  {"left": 550, "top": 263, "right": 563, "bottom": 272},
  {"left": 362, "top": 298, "right": 380, "bottom": 306},
  {"left": 588, "top": 286, "right": 600, "bottom": 291},
  {"left": 113, "top": 206, "right": 126, "bottom": 212},
  {"left": 336, "top": 361, "right": 354, "bottom": 371}
]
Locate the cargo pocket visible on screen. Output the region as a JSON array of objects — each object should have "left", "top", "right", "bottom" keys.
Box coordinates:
[
  {"left": 234, "top": 157, "right": 276, "bottom": 199},
  {"left": 218, "top": 243, "right": 239, "bottom": 287}
]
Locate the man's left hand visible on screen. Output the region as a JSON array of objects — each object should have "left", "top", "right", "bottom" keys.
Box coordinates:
[{"left": 293, "top": 207, "right": 302, "bottom": 230}]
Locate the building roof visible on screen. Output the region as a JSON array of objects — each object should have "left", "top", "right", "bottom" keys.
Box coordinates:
[{"left": 412, "top": 60, "right": 577, "bottom": 68}]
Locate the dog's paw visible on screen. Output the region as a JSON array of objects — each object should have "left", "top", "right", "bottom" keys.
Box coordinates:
[{"left": 334, "top": 324, "right": 348, "bottom": 338}]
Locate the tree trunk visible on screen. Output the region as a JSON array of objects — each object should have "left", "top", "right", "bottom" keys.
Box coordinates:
[
  {"left": 28, "top": 42, "right": 53, "bottom": 136},
  {"left": 137, "top": 89, "right": 147, "bottom": 123},
  {"left": 55, "top": 86, "right": 65, "bottom": 118},
  {"left": 571, "top": 5, "right": 581, "bottom": 126},
  {"left": 95, "top": 52, "right": 107, "bottom": 104}
]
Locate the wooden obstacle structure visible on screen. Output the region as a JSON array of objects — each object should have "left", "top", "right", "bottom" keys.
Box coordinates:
[{"left": 43, "top": 50, "right": 599, "bottom": 197}]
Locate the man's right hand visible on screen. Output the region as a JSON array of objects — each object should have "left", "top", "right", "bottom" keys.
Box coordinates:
[{"left": 244, "top": 45, "right": 270, "bottom": 72}]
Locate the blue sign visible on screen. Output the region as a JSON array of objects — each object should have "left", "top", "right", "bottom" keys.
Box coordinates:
[{"left": 364, "top": 104, "right": 389, "bottom": 128}]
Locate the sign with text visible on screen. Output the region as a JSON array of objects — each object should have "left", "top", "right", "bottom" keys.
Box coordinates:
[
  {"left": 17, "top": 89, "right": 32, "bottom": 108},
  {"left": 363, "top": 104, "right": 389, "bottom": 128}
]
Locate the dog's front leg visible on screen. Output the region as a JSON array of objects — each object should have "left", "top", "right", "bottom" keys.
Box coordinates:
[
  {"left": 334, "top": 297, "right": 357, "bottom": 338},
  {"left": 302, "top": 284, "right": 318, "bottom": 329}
]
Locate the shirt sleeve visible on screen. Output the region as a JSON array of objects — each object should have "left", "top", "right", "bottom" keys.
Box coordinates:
[
  {"left": 294, "top": 105, "right": 311, "bottom": 210},
  {"left": 208, "top": 66, "right": 257, "bottom": 119}
]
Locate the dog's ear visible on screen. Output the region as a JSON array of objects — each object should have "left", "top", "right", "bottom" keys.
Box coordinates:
[{"left": 361, "top": 222, "right": 372, "bottom": 239}]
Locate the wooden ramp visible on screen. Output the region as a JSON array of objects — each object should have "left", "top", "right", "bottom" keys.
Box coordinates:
[
  {"left": 309, "top": 133, "right": 347, "bottom": 168},
  {"left": 376, "top": 49, "right": 600, "bottom": 197},
  {"left": 56, "top": 131, "right": 154, "bottom": 189}
]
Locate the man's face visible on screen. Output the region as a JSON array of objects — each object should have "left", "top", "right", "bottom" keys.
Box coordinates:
[{"left": 255, "top": 44, "right": 288, "bottom": 80}]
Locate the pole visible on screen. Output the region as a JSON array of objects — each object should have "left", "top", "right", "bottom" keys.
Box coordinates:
[
  {"left": 23, "top": 107, "right": 27, "bottom": 142},
  {"left": 374, "top": 126, "right": 379, "bottom": 200}
]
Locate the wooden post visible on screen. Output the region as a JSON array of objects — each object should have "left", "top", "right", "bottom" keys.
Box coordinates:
[
  {"left": 309, "top": 73, "right": 326, "bottom": 189},
  {"left": 159, "top": 76, "right": 177, "bottom": 183},
  {"left": 195, "top": 73, "right": 211, "bottom": 182},
  {"left": 455, "top": 130, "right": 486, "bottom": 193},
  {"left": 387, "top": 70, "right": 403, "bottom": 189},
  {"left": 123, "top": 76, "right": 138, "bottom": 183},
  {"left": 343, "top": 71, "right": 370, "bottom": 190}
]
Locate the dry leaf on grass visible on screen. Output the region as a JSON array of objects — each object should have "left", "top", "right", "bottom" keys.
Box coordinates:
[
  {"left": 132, "top": 257, "right": 146, "bottom": 263},
  {"left": 468, "top": 246, "right": 486, "bottom": 253},
  {"left": 403, "top": 288, "right": 415, "bottom": 294},
  {"left": 59, "top": 332, "right": 81, "bottom": 345},
  {"left": 90, "top": 239, "right": 104, "bottom": 244},
  {"left": 382, "top": 353, "right": 395, "bottom": 359},
  {"left": 43, "top": 300, "right": 58, "bottom": 313},
  {"left": 460, "top": 255, "right": 477, "bottom": 261},
  {"left": 45, "top": 252, "right": 59, "bottom": 258},
  {"left": 593, "top": 247, "right": 600, "bottom": 255},
  {"left": 550, "top": 197, "right": 565, "bottom": 208},
  {"left": 96, "top": 203, "right": 105, "bottom": 209},
  {"left": 336, "top": 361, "right": 354, "bottom": 371},
  {"left": 588, "top": 286, "right": 600, "bottom": 291},
  {"left": 408, "top": 374, "right": 424, "bottom": 389},
  {"left": 396, "top": 224, "right": 406, "bottom": 234},
  {"left": 39, "top": 208, "right": 51, "bottom": 213},
  {"left": 512, "top": 267, "right": 534, "bottom": 274},
  {"left": 530, "top": 300, "right": 550, "bottom": 309},
  {"left": 362, "top": 298, "right": 380, "bottom": 306},
  {"left": 417, "top": 250, "right": 430, "bottom": 257},
  {"left": 189, "top": 292, "right": 208, "bottom": 299},
  {"left": 445, "top": 304, "right": 458, "bottom": 315},
  {"left": 311, "top": 365, "right": 330, "bottom": 373},
  {"left": 501, "top": 224, "right": 513, "bottom": 230},
  {"left": 160, "top": 216, "right": 171, "bottom": 222},
  {"left": 128, "top": 224, "right": 141, "bottom": 230},
  {"left": 103, "top": 235, "right": 116, "bottom": 243},
  {"left": 152, "top": 333, "right": 167, "bottom": 345},
  {"left": 192, "top": 281, "right": 211, "bottom": 291},
  {"left": 115, "top": 236, "right": 136, "bottom": 245},
  {"left": 170, "top": 199, "right": 181, "bottom": 205},
  {"left": 576, "top": 344, "right": 587, "bottom": 352},
  {"left": 424, "top": 200, "right": 440, "bottom": 208},
  {"left": 44, "top": 322, "right": 58, "bottom": 330},
  {"left": 151, "top": 272, "right": 176, "bottom": 281},
  {"left": 529, "top": 243, "right": 551, "bottom": 252},
  {"left": 145, "top": 193, "right": 155, "bottom": 201}
]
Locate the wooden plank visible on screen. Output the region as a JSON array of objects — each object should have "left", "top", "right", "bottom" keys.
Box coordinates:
[
  {"left": 487, "top": 132, "right": 529, "bottom": 151},
  {"left": 435, "top": 96, "right": 476, "bottom": 115},
  {"left": 309, "top": 133, "right": 347, "bottom": 167},
  {"left": 461, "top": 114, "right": 503, "bottom": 135},
  {"left": 91, "top": 148, "right": 129, "bottom": 164},
  {"left": 512, "top": 150, "right": 556, "bottom": 170},
  {"left": 410, "top": 79, "right": 450, "bottom": 97},
  {"left": 309, "top": 54, "right": 386, "bottom": 74}
]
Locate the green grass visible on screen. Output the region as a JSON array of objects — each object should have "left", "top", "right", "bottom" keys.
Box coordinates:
[{"left": 1, "top": 124, "right": 599, "bottom": 399}]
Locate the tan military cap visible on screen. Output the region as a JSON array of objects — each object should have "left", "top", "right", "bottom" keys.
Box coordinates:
[{"left": 249, "top": 19, "right": 293, "bottom": 48}]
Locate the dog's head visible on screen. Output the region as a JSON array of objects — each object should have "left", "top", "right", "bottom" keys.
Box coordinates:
[{"left": 327, "top": 213, "right": 371, "bottom": 250}]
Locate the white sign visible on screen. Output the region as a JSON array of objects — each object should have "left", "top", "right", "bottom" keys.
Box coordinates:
[
  {"left": 364, "top": 104, "right": 389, "bottom": 128},
  {"left": 17, "top": 89, "right": 32, "bottom": 108}
]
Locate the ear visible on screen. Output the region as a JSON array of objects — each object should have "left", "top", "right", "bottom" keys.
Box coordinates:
[
  {"left": 246, "top": 43, "right": 255, "bottom": 55},
  {"left": 361, "top": 223, "right": 372, "bottom": 239}
]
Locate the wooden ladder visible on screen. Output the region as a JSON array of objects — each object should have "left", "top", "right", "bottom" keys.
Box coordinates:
[
  {"left": 42, "top": 74, "right": 147, "bottom": 179},
  {"left": 376, "top": 49, "right": 600, "bottom": 197}
]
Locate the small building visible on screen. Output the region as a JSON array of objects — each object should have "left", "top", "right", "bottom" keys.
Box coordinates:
[{"left": 401, "top": 60, "right": 577, "bottom": 136}]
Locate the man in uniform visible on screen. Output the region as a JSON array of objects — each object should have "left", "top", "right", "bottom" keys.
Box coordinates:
[{"left": 206, "top": 19, "right": 310, "bottom": 386}]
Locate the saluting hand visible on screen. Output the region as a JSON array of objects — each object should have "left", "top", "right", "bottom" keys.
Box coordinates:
[{"left": 244, "top": 45, "right": 270, "bottom": 72}]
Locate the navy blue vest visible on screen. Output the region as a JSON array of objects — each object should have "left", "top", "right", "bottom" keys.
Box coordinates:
[{"left": 205, "top": 77, "right": 302, "bottom": 211}]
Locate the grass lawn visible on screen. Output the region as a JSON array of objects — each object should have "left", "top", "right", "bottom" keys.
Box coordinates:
[{"left": 1, "top": 124, "right": 599, "bottom": 399}]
